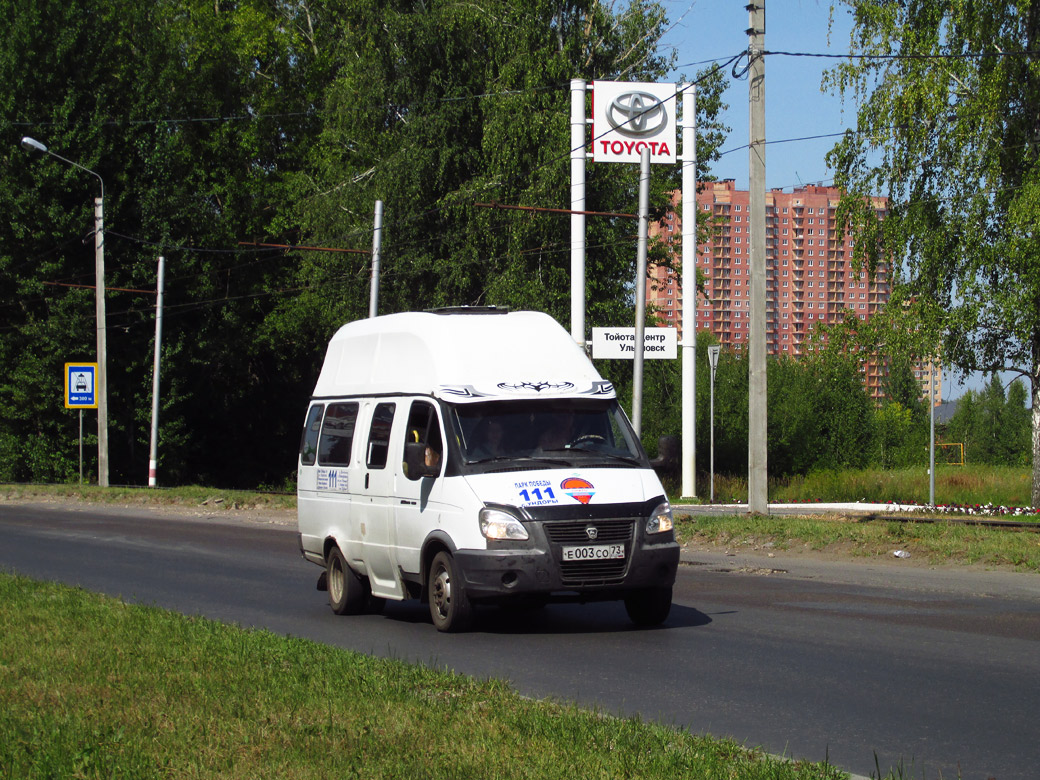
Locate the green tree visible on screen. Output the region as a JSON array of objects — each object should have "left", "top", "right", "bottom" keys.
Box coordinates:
[
  {"left": 700, "top": 344, "right": 877, "bottom": 480},
  {"left": 284, "top": 0, "right": 728, "bottom": 330},
  {"left": 800, "top": 344, "right": 876, "bottom": 471},
  {"left": 882, "top": 353, "right": 927, "bottom": 421},
  {"left": 1, "top": 0, "right": 727, "bottom": 488},
  {"left": 766, "top": 354, "right": 820, "bottom": 475},
  {"left": 1007, "top": 378, "right": 1033, "bottom": 465},
  {"left": 945, "top": 391, "right": 978, "bottom": 464},
  {"left": 873, "top": 402, "right": 921, "bottom": 469},
  {"left": 945, "top": 376, "right": 1032, "bottom": 466},
  {"left": 825, "top": 0, "right": 1040, "bottom": 505},
  {"left": 1, "top": 0, "right": 330, "bottom": 485}
]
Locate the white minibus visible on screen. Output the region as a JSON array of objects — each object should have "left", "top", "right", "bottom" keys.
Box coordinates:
[{"left": 297, "top": 308, "right": 679, "bottom": 631}]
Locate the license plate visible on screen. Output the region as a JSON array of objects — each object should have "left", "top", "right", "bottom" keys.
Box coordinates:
[{"left": 561, "top": 543, "right": 625, "bottom": 562}]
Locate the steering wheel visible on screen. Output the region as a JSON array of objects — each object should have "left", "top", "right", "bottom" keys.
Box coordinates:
[{"left": 568, "top": 433, "right": 606, "bottom": 447}]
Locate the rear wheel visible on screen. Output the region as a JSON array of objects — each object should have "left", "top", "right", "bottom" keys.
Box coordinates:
[
  {"left": 327, "top": 546, "right": 365, "bottom": 615},
  {"left": 624, "top": 586, "right": 672, "bottom": 627},
  {"left": 428, "top": 551, "right": 473, "bottom": 632}
]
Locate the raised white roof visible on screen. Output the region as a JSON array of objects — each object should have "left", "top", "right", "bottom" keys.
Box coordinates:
[{"left": 312, "top": 310, "right": 614, "bottom": 402}]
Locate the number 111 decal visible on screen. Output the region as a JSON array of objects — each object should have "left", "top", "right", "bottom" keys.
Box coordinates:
[{"left": 519, "top": 486, "right": 555, "bottom": 502}]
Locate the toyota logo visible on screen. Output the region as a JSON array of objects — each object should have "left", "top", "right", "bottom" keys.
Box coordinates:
[
  {"left": 607, "top": 92, "right": 667, "bottom": 137},
  {"left": 585, "top": 525, "right": 599, "bottom": 541}
]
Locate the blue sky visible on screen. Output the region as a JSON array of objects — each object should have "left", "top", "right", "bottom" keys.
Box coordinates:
[{"left": 660, "top": 0, "right": 854, "bottom": 190}]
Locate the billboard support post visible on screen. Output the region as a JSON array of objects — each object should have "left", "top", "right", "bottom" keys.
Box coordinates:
[
  {"left": 632, "top": 148, "right": 651, "bottom": 436},
  {"left": 680, "top": 85, "right": 697, "bottom": 499},
  {"left": 570, "top": 79, "right": 587, "bottom": 347}
]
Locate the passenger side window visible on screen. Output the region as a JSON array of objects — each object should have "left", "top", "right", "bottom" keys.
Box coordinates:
[
  {"left": 318, "top": 403, "right": 359, "bottom": 467},
  {"left": 299, "top": 404, "right": 324, "bottom": 466},
  {"left": 366, "top": 402, "right": 396, "bottom": 468}
]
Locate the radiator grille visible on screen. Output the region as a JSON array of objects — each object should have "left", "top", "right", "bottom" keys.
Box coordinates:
[
  {"left": 544, "top": 519, "right": 634, "bottom": 544},
  {"left": 545, "top": 519, "right": 635, "bottom": 586}
]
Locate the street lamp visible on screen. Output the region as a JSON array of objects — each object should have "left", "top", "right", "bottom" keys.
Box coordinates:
[
  {"left": 708, "top": 345, "right": 721, "bottom": 504},
  {"left": 20, "top": 136, "right": 109, "bottom": 487}
]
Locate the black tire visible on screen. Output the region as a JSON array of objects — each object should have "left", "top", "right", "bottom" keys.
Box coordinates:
[
  {"left": 624, "top": 586, "right": 672, "bottom": 627},
  {"left": 428, "top": 551, "right": 473, "bottom": 632},
  {"left": 327, "top": 546, "right": 365, "bottom": 615}
]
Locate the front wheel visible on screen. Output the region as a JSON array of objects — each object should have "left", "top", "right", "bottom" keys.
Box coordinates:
[
  {"left": 624, "top": 586, "right": 672, "bottom": 627},
  {"left": 428, "top": 551, "right": 473, "bottom": 632}
]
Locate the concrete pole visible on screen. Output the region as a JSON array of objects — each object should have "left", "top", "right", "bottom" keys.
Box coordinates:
[
  {"left": 369, "top": 200, "right": 384, "bottom": 318},
  {"left": 570, "top": 79, "right": 587, "bottom": 347},
  {"left": 747, "top": 1, "right": 768, "bottom": 514},
  {"left": 632, "top": 148, "right": 651, "bottom": 437},
  {"left": 148, "top": 256, "right": 165, "bottom": 487},
  {"left": 680, "top": 84, "right": 698, "bottom": 498},
  {"left": 95, "top": 196, "right": 109, "bottom": 487}
]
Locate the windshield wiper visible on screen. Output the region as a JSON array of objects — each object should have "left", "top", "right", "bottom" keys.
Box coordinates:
[
  {"left": 560, "top": 447, "right": 642, "bottom": 466},
  {"left": 468, "top": 455, "right": 572, "bottom": 467}
]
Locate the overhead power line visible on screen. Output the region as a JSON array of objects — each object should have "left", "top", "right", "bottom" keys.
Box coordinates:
[
  {"left": 765, "top": 48, "right": 1040, "bottom": 60},
  {"left": 474, "top": 202, "right": 637, "bottom": 219},
  {"left": 237, "top": 241, "right": 369, "bottom": 254}
]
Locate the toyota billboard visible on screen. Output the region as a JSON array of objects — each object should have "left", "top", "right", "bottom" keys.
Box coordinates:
[{"left": 592, "top": 81, "right": 677, "bottom": 164}]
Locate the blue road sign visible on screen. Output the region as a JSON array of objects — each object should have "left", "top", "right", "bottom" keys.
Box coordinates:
[{"left": 65, "top": 363, "right": 98, "bottom": 409}]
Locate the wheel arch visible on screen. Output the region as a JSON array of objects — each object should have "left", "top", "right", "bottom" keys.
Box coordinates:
[
  {"left": 419, "top": 531, "right": 458, "bottom": 603},
  {"left": 322, "top": 535, "right": 340, "bottom": 562}
]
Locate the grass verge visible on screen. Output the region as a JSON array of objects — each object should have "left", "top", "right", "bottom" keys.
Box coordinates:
[
  {"left": 676, "top": 513, "right": 1040, "bottom": 572},
  {"left": 700, "top": 465, "right": 1035, "bottom": 508},
  {"left": 0, "top": 573, "right": 852, "bottom": 780},
  {"left": 0, "top": 482, "right": 295, "bottom": 513}
]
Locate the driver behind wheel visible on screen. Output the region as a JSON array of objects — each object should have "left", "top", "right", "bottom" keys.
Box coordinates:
[{"left": 536, "top": 412, "right": 574, "bottom": 451}]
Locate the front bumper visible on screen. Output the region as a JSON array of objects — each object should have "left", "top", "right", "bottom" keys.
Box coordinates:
[{"left": 454, "top": 515, "right": 679, "bottom": 602}]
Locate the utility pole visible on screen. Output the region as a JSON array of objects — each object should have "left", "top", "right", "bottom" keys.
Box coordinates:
[
  {"left": 148, "top": 255, "right": 165, "bottom": 487},
  {"left": 747, "top": 1, "right": 768, "bottom": 514},
  {"left": 369, "top": 200, "right": 384, "bottom": 318}
]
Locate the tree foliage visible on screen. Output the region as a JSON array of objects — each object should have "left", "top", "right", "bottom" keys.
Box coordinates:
[
  {"left": 0, "top": 0, "right": 729, "bottom": 487},
  {"left": 945, "top": 376, "right": 1032, "bottom": 467},
  {"left": 825, "top": 0, "right": 1040, "bottom": 504}
]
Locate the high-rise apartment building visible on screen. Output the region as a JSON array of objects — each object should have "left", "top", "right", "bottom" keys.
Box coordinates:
[{"left": 648, "top": 181, "right": 913, "bottom": 400}]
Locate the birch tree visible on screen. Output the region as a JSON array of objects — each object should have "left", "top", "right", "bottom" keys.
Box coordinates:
[{"left": 826, "top": 0, "right": 1040, "bottom": 505}]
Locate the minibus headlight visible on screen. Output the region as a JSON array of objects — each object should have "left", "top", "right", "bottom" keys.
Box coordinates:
[
  {"left": 646, "top": 501, "right": 674, "bottom": 535},
  {"left": 479, "top": 507, "right": 529, "bottom": 541}
]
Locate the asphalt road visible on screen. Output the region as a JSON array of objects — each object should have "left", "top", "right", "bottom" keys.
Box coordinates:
[{"left": 2, "top": 501, "right": 1039, "bottom": 780}]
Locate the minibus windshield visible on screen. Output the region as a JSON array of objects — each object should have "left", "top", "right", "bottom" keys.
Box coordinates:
[{"left": 451, "top": 399, "right": 646, "bottom": 470}]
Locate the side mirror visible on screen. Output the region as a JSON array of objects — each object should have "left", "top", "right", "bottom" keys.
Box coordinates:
[
  {"left": 403, "top": 442, "right": 439, "bottom": 480},
  {"left": 649, "top": 435, "right": 679, "bottom": 474}
]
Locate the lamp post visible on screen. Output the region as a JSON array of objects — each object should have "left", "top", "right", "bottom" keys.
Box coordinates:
[
  {"left": 21, "top": 136, "right": 109, "bottom": 487},
  {"left": 708, "top": 345, "right": 721, "bottom": 504}
]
